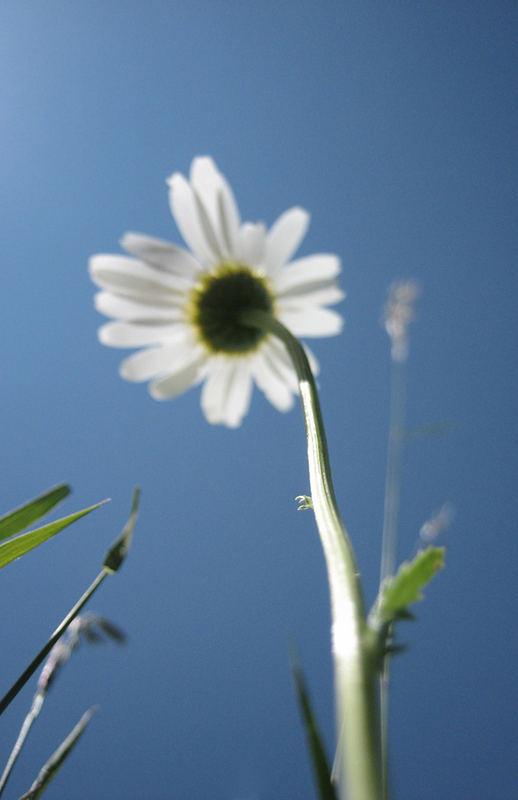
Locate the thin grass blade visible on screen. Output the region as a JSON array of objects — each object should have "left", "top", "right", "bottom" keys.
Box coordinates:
[
  {"left": 291, "top": 656, "right": 339, "bottom": 800},
  {"left": 17, "top": 707, "right": 97, "bottom": 800},
  {"left": 0, "top": 571, "right": 107, "bottom": 717},
  {"left": 0, "top": 491, "right": 136, "bottom": 716},
  {"left": 0, "top": 500, "right": 108, "bottom": 570},
  {"left": 0, "top": 485, "right": 71, "bottom": 543}
]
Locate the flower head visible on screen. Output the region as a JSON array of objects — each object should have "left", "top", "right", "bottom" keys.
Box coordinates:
[
  {"left": 89, "top": 157, "right": 344, "bottom": 427},
  {"left": 383, "top": 280, "right": 419, "bottom": 363}
]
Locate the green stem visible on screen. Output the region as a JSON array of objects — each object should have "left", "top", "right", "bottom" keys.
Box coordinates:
[
  {"left": 0, "top": 693, "right": 43, "bottom": 798},
  {"left": 243, "top": 310, "right": 382, "bottom": 800},
  {"left": 0, "top": 570, "right": 107, "bottom": 720},
  {"left": 380, "top": 360, "right": 405, "bottom": 585}
]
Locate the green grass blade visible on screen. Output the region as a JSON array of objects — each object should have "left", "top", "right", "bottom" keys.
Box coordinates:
[
  {"left": 0, "top": 500, "right": 108, "bottom": 570},
  {"left": 0, "top": 572, "right": 107, "bottom": 717},
  {"left": 0, "top": 485, "right": 71, "bottom": 543},
  {"left": 291, "top": 656, "right": 339, "bottom": 800},
  {"left": 17, "top": 707, "right": 96, "bottom": 800},
  {"left": 0, "top": 490, "right": 136, "bottom": 717}
]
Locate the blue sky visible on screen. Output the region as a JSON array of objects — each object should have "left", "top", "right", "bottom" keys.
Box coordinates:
[{"left": 1, "top": 1, "right": 517, "bottom": 798}]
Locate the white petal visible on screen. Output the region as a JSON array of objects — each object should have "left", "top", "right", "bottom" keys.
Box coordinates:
[
  {"left": 201, "top": 359, "right": 253, "bottom": 428},
  {"left": 266, "top": 334, "right": 320, "bottom": 382},
  {"left": 190, "top": 157, "right": 226, "bottom": 225},
  {"left": 274, "top": 254, "right": 341, "bottom": 293},
  {"left": 119, "top": 340, "right": 195, "bottom": 382},
  {"left": 303, "top": 344, "right": 320, "bottom": 377},
  {"left": 237, "top": 222, "right": 266, "bottom": 266},
  {"left": 121, "top": 233, "right": 203, "bottom": 278},
  {"left": 265, "top": 207, "right": 309, "bottom": 274},
  {"left": 279, "top": 286, "right": 345, "bottom": 306},
  {"left": 261, "top": 338, "right": 299, "bottom": 393},
  {"left": 279, "top": 307, "right": 344, "bottom": 337},
  {"left": 98, "top": 321, "right": 186, "bottom": 348},
  {"left": 149, "top": 356, "right": 207, "bottom": 400},
  {"left": 192, "top": 189, "right": 225, "bottom": 261},
  {"left": 89, "top": 254, "right": 190, "bottom": 296},
  {"left": 217, "top": 183, "right": 240, "bottom": 256},
  {"left": 190, "top": 157, "right": 240, "bottom": 257},
  {"left": 168, "top": 172, "right": 217, "bottom": 265},
  {"left": 255, "top": 337, "right": 320, "bottom": 400},
  {"left": 94, "top": 282, "right": 184, "bottom": 309},
  {"left": 252, "top": 350, "right": 295, "bottom": 412},
  {"left": 94, "top": 291, "right": 184, "bottom": 322}
]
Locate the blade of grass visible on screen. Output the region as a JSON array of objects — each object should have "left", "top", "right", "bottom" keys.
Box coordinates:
[
  {"left": 0, "top": 572, "right": 107, "bottom": 716},
  {"left": 0, "top": 488, "right": 139, "bottom": 716},
  {"left": 0, "top": 500, "right": 108, "bottom": 570},
  {"left": 0, "top": 485, "right": 70, "bottom": 543},
  {"left": 0, "top": 615, "right": 125, "bottom": 799},
  {"left": 17, "top": 707, "right": 97, "bottom": 800},
  {"left": 291, "top": 654, "right": 339, "bottom": 800}
]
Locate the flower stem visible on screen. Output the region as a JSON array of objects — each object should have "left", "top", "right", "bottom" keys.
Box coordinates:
[
  {"left": 243, "top": 310, "right": 382, "bottom": 800},
  {"left": 380, "top": 359, "right": 405, "bottom": 586}
]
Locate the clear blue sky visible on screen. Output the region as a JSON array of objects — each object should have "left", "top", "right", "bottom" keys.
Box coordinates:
[{"left": 1, "top": 1, "right": 517, "bottom": 798}]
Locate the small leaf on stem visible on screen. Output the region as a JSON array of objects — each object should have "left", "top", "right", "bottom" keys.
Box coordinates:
[{"left": 378, "top": 546, "right": 445, "bottom": 621}]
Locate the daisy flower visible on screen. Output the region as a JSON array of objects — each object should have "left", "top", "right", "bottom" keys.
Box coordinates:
[{"left": 89, "top": 157, "right": 344, "bottom": 427}]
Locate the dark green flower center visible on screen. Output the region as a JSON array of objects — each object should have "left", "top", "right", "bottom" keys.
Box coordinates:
[{"left": 190, "top": 264, "right": 273, "bottom": 354}]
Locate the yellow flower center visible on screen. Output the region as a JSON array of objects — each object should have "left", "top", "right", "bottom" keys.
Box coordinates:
[{"left": 189, "top": 264, "right": 274, "bottom": 354}]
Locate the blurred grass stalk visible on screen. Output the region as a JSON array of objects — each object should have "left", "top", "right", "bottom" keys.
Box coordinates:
[
  {"left": 379, "top": 281, "right": 419, "bottom": 799},
  {"left": 0, "top": 488, "right": 139, "bottom": 797},
  {"left": 0, "top": 616, "right": 124, "bottom": 798},
  {"left": 17, "top": 706, "right": 97, "bottom": 800}
]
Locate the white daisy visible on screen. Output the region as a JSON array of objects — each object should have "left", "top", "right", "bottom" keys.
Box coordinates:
[{"left": 89, "top": 157, "right": 344, "bottom": 427}]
